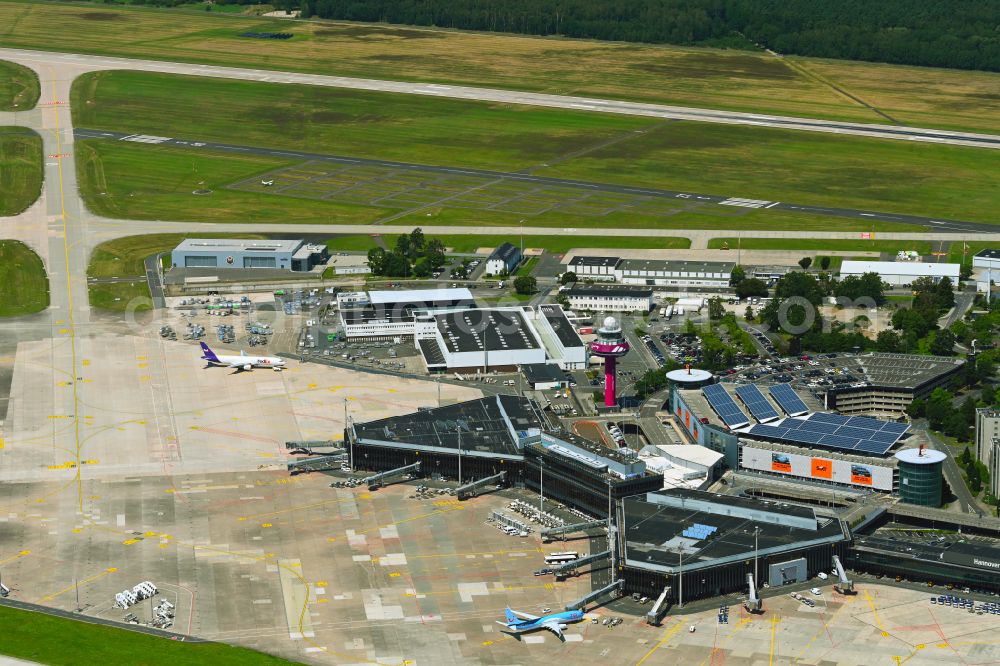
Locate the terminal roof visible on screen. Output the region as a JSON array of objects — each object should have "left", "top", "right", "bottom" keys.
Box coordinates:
[
  {"left": 435, "top": 309, "right": 540, "bottom": 353},
  {"left": 368, "top": 287, "right": 474, "bottom": 306},
  {"left": 174, "top": 238, "right": 302, "bottom": 253},
  {"left": 565, "top": 285, "right": 653, "bottom": 298},
  {"left": 538, "top": 305, "right": 584, "bottom": 349}
]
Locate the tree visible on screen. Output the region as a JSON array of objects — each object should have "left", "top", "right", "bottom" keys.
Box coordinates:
[
  {"left": 393, "top": 233, "right": 410, "bottom": 258},
  {"left": 299, "top": 0, "right": 311, "bottom": 18},
  {"left": 559, "top": 271, "right": 578, "bottom": 286},
  {"left": 820, "top": 256, "right": 831, "bottom": 270},
  {"left": 875, "top": 330, "right": 901, "bottom": 352},
  {"left": 969, "top": 461, "right": 983, "bottom": 495},
  {"left": 930, "top": 329, "right": 956, "bottom": 356},
  {"left": 513, "top": 275, "right": 536, "bottom": 295},
  {"left": 745, "top": 305, "right": 755, "bottom": 322},
  {"left": 959, "top": 446, "right": 973, "bottom": 466},
  {"left": 367, "top": 247, "right": 387, "bottom": 275},
  {"left": 735, "top": 278, "right": 768, "bottom": 299},
  {"left": 708, "top": 296, "right": 725, "bottom": 321},
  {"left": 961, "top": 261, "right": 974, "bottom": 281},
  {"left": 798, "top": 256, "right": 812, "bottom": 270},
  {"left": 775, "top": 271, "right": 824, "bottom": 305},
  {"left": 834, "top": 272, "right": 886, "bottom": 306},
  {"left": 730, "top": 265, "right": 746, "bottom": 287},
  {"left": 936, "top": 277, "right": 956, "bottom": 310},
  {"left": 413, "top": 258, "right": 433, "bottom": 278},
  {"left": 906, "top": 398, "right": 926, "bottom": 419},
  {"left": 408, "top": 228, "right": 426, "bottom": 257}
]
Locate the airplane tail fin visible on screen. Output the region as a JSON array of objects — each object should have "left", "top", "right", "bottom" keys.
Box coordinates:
[
  {"left": 504, "top": 608, "right": 518, "bottom": 624},
  {"left": 199, "top": 342, "right": 219, "bottom": 362}
]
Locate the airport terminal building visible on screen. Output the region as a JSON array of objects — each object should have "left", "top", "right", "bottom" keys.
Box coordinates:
[
  {"left": 170, "top": 238, "right": 329, "bottom": 271},
  {"left": 619, "top": 489, "right": 851, "bottom": 603}
]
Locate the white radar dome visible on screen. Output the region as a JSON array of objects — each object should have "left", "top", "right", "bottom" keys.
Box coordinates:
[{"left": 602, "top": 316, "right": 619, "bottom": 330}]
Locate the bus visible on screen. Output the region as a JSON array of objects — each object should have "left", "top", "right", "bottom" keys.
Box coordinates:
[{"left": 544, "top": 551, "right": 580, "bottom": 565}]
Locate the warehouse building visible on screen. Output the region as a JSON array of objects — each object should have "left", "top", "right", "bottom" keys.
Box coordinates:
[
  {"left": 565, "top": 255, "right": 734, "bottom": 289},
  {"left": 533, "top": 305, "right": 587, "bottom": 369},
  {"left": 838, "top": 260, "right": 960, "bottom": 287},
  {"left": 484, "top": 242, "right": 523, "bottom": 276},
  {"left": 973, "top": 249, "right": 1000, "bottom": 295},
  {"left": 826, "top": 353, "right": 965, "bottom": 417},
  {"left": 563, "top": 285, "right": 654, "bottom": 313},
  {"left": 338, "top": 288, "right": 475, "bottom": 340},
  {"left": 170, "top": 238, "right": 329, "bottom": 271},
  {"left": 620, "top": 489, "right": 851, "bottom": 604},
  {"left": 415, "top": 307, "right": 546, "bottom": 372}
]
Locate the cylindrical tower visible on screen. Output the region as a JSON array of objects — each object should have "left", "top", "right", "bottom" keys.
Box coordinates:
[
  {"left": 894, "top": 446, "right": 946, "bottom": 508},
  {"left": 589, "top": 316, "right": 630, "bottom": 408}
]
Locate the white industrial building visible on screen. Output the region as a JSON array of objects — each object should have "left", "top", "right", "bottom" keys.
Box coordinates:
[
  {"left": 170, "top": 238, "right": 329, "bottom": 271},
  {"left": 338, "top": 288, "right": 475, "bottom": 340},
  {"left": 973, "top": 249, "right": 1000, "bottom": 295},
  {"left": 565, "top": 255, "right": 734, "bottom": 289},
  {"left": 638, "top": 444, "right": 724, "bottom": 490},
  {"left": 484, "top": 242, "right": 523, "bottom": 276},
  {"left": 563, "top": 285, "right": 654, "bottom": 312},
  {"left": 838, "top": 260, "right": 960, "bottom": 287}
]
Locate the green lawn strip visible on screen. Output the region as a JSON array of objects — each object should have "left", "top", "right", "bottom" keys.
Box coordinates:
[
  {"left": 71, "top": 70, "right": 652, "bottom": 173},
  {"left": 0, "top": 59, "right": 40, "bottom": 111},
  {"left": 75, "top": 140, "right": 394, "bottom": 224},
  {"left": 947, "top": 241, "right": 998, "bottom": 264},
  {"left": 0, "top": 603, "right": 295, "bottom": 665},
  {"left": 0, "top": 127, "right": 43, "bottom": 215},
  {"left": 87, "top": 280, "right": 153, "bottom": 312},
  {"left": 514, "top": 256, "right": 538, "bottom": 276},
  {"left": 707, "top": 238, "right": 934, "bottom": 254},
  {"left": 0, "top": 240, "right": 49, "bottom": 316}
]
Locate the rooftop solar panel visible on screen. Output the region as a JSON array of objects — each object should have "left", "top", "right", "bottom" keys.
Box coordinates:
[
  {"left": 703, "top": 384, "right": 751, "bottom": 428},
  {"left": 768, "top": 384, "right": 810, "bottom": 416},
  {"left": 735, "top": 385, "right": 780, "bottom": 423},
  {"left": 742, "top": 409, "right": 904, "bottom": 456}
]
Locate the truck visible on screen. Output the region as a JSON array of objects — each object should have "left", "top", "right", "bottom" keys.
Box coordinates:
[{"left": 578, "top": 326, "right": 594, "bottom": 335}]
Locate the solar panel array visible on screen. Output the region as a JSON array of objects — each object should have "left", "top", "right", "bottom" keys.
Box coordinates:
[
  {"left": 735, "top": 384, "right": 780, "bottom": 423},
  {"left": 744, "top": 412, "right": 909, "bottom": 456},
  {"left": 768, "top": 383, "right": 810, "bottom": 416},
  {"left": 702, "top": 384, "right": 750, "bottom": 428},
  {"left": 682, "top": 523, "right": 718, "bottom": 540}
]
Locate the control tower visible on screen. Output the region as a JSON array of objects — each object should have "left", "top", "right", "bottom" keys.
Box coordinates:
[{"left": 590, "top": 316, "right": 630, "bottom": 408}]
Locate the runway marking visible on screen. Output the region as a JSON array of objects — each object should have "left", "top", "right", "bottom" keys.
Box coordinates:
[
  {"left": 863, "top": 589, "right": 891, "bottom": 637},
  {"left": 791, "top": 594, "right": 857, "bottom": 662},
  {"left": 0, "top": 550, "right": 31, "bottom": 566},
  {"left": 407, "top": 547, "right": 543, "bottom": 560},
  {"left": 769, "top": 614, "right": 780, "bottom": 666}
]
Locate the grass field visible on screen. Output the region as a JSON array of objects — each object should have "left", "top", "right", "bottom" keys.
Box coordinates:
[
  {"left": 0, "top": 127, "right": 42, "bottom": 215},
  {"left": 947, "top": 241, "right": 998, "bottom": 263},
  {"left": 75, "top": 141, "right": 393, "bottom": 224},
  {"left": 70, "top": 71, "right": 1000, "bottom": 226},
  {"left": 0, "top": 59, "right": 39, "bottom": 111},
  {"left": 706, "top": 238, "right": 935, "bottom": 254},
  {"left": 0, "top": 240, "right": 49, "bottom": 316},
  {"left": 10, "top": 0, "right": 1000, "bottom": 132},
  {"left": 0, "top": 604, "right": 295, "bottom": 665}
]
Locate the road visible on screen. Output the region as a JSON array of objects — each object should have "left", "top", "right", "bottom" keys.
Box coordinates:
[
  {"left": 5, "top": 47, "right": 1000, "bottom": 151},
  {"left": 923, "top": 428, "right": 977, "bottom": 515},
  {"left": 75, "top": 128, "right": 996, "bottom": 234}
]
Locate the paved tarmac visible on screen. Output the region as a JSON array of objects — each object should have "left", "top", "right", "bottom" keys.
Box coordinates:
[
  {"left": 4, "top": 47, "right": 1000, "bottom": 150},
  {"left": 75, "top": 128, "right": 994, "bottom": 234}
]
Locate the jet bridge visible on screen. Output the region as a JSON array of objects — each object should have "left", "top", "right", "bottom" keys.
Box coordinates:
[
  {"left": 744, "top": 573, "right": 763, "bottom": 613},
  {"left": 285, "top": 440, "right": 343, "bottom": 455},
  {"left": 832, "top": 555, "right": 855, "bottom": 595},
  {"left": 362, "top": 462, "right": 421, "bottom": 490},
  {"left": 645, "top": 585, "right": 671, "bottom": 625},
  {"left": 552, "top": 550, "right": 611, "bottom": 579},
  {"left": 455, "top": 471, "right": 506, "bottom": 500},
  {"left": 541, "top": 520, "right": 606, "bottom": 542},
  {"left": 287, "top": 453, "right": 346, "bottom": 475},
  {"left": 565, "top": 579, "right": 623, "bottom": 611}
]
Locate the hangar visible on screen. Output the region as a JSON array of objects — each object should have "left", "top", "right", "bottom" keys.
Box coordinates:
[{"left": 170, "top": 238, "right": 329, "bottom": 271}]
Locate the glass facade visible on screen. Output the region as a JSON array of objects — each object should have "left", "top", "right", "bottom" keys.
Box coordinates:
[{"left": 898, "top": 460, "right": 943, "bottom": 507}]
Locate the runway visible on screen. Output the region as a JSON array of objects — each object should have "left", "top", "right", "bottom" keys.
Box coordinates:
[
  {"left": 76, "top": 128, "right": 995, "bottom": 234},
  {"left": 3, "top": 46, "right": 1000, "bottom": 151}
]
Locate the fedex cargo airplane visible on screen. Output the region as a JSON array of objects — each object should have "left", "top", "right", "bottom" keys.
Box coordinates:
[
  {"left": 496, "top": 607, "right": 584, "bottom": 640},
  {"left": 200, "top": 342, "right": 285, "bottom": 372}
]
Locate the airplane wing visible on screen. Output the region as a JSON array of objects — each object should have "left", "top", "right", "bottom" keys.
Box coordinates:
[
  {"left": 540, "top": 620, "right": 564, "bottom": 639},
  {"left": 509, "top": 610, "right": 541, "bottom": 621}
]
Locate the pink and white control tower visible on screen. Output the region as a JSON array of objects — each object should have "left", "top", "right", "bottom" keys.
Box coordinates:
[{"left": 590, "top": 316, "right": 630, "bottom": 408}]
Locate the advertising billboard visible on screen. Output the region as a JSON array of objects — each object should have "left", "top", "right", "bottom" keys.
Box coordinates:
[
  {"left": 771, "top": 453, "right": 792, "bottom": 473},
  {"left": 741, "top": 446, "right": 893, "bottom": 491},
  {"left": 811, "top": 458, "right": 833, "bottom": 479}
]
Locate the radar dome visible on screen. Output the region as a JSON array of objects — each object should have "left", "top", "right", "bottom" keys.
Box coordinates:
[{"left": 602, "top": 316, "right": 618, "bottom": 330}]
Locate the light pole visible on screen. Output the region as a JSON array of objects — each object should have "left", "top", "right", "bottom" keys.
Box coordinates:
[
  {"left": 538, "top": 458, "right": 544, "bottom": 513},
  {"left": 344, "top": 398, "right": 352, "bottom": 470},
  {"left": 458, "top": 426, "right": 463, "bottom": 485},
  {"left": 753, "top": 526, "right": 761, "bottom": 589},
  {"left": 678, "top": 544, "right": 685, "bottom": 609}
]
